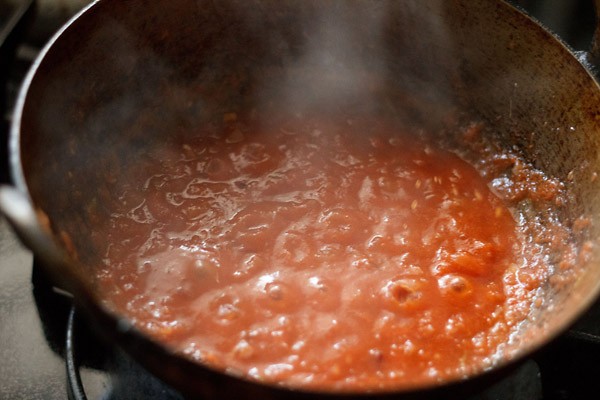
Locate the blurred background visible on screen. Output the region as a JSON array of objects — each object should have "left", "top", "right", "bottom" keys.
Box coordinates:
[{"left": 2, "top": 0, "right": 599, "bottom": 49}]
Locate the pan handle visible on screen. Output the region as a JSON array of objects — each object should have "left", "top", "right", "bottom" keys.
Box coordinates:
[{"left": 0, "top": 185, "right": 69, "bottom": 268}]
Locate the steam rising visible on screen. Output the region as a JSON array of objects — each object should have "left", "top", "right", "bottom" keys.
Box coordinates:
[
  {"left": 250, "top": 1, "right": 458, "bottom": 123},
  {"left": 31, "top": 0, "right": 463, "bottom": 265},
  {"left": 263, "top": 2, "right": 388, "bottom": 116}
]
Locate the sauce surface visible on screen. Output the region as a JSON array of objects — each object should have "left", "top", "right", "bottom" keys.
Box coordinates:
[{"left": 96, "top": 115, "right": 551, "bottom": 390}]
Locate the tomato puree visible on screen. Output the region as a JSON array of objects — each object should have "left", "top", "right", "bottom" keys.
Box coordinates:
[{"left": 95, "top": 114, "right": 554, "bottom": 391}]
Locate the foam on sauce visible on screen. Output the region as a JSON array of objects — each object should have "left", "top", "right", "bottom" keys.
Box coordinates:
[{"left": 94, "top": 114, "right": 570, "bottom": 391}]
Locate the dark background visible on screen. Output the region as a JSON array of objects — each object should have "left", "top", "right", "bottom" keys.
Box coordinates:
[{"left": 513, "top": 0, "right": 596, "bottom": 50}]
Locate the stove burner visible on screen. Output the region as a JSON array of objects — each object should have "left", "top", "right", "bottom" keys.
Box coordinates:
[
  {"left": 66, "top": 308, "right": 87, "bottom": 400},
  {"left": 64, "top": 307, "right": 546, "bottom": 400},
  {"left": 65, "top": 307, "right": 184, "bottom": 400},
  {"left": 58, "top": 291, "right": 600, "bottom": 400}
]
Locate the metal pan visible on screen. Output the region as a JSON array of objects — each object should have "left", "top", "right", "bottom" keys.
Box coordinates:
[{"left": 2, "top": 0, "right": 600, "bottom": 398}]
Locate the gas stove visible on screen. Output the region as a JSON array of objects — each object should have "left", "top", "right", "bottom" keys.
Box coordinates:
[{"left": 1, "top": 1, "right": 600, "bottom": 399}]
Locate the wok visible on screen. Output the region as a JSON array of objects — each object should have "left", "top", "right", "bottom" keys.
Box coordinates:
[{"left": 2, "top": 0, "right": 600, "bottom": 398}]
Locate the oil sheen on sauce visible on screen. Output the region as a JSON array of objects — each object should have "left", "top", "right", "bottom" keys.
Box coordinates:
[{"left": 96, "top": 114, "right": 554, "bottom": 391}]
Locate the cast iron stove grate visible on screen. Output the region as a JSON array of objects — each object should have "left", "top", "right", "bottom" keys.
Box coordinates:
[
  {"left": 57, "top": 277, "right": 600, "bottom": 400},
  {"left": 62, "top": 301, "right": 543, "bottom": 400}
]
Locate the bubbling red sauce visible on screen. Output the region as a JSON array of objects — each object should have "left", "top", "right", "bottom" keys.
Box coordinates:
[{"left": 95, "top": 114, "right": 559, "bottom": 391}]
